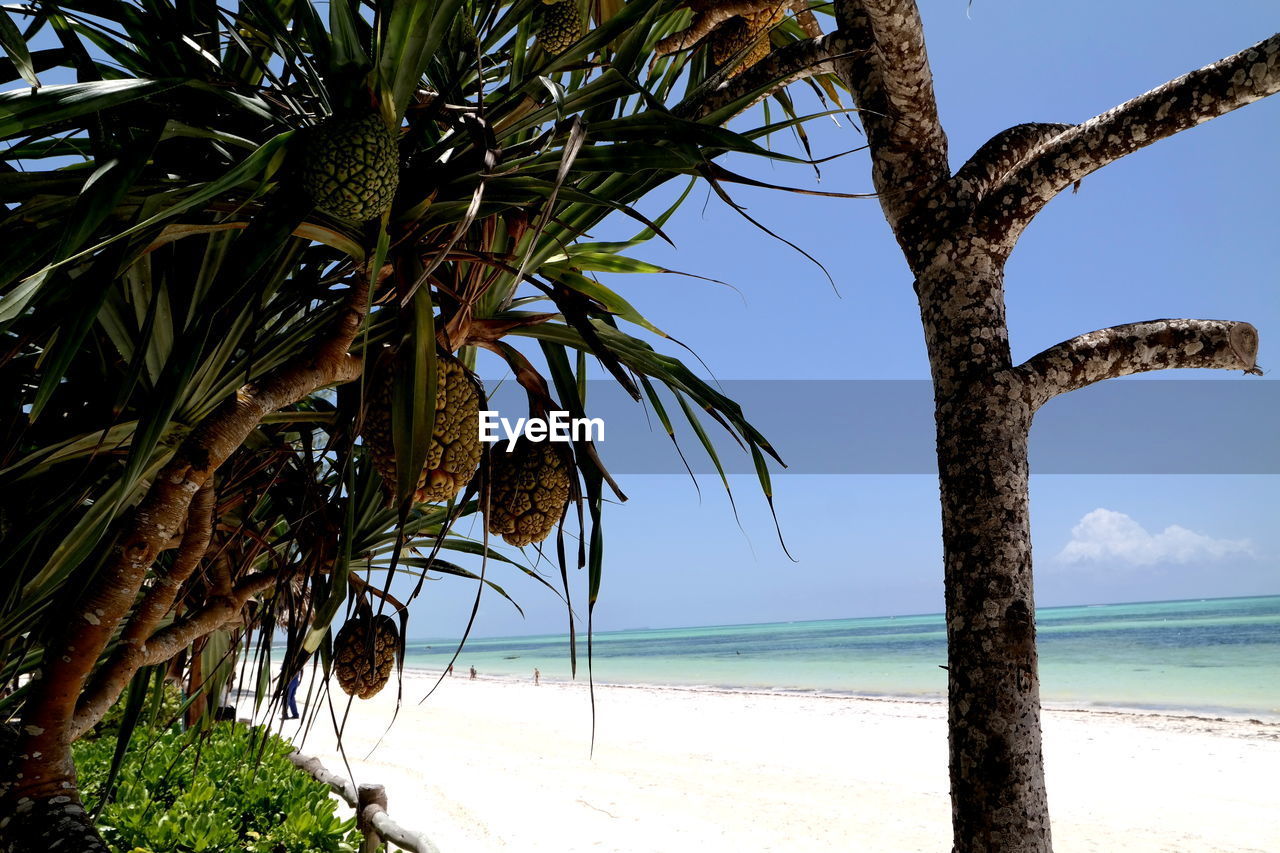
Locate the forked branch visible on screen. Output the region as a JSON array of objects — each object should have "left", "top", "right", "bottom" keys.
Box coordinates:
[
  {"left": 72, "top": 482, "right": 217, "bottom": 735},
  {"left": 978, "top": 32, "right": 1280, "bottom": 251},
  {"left": 69, "top": 567, "right": 280, "bottom": 739},
  {"left": 1019, "top": 319, "right": 1262, "bottom": 411},
  {"left": 952, "top": 123, "right": 1074, "bottom": 203},
  {"left": 128, "top": 572, "right": 280, "bottom": 669}
]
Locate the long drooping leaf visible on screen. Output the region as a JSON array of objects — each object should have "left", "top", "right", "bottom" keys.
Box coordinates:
[
  {"left": 0, "top": 78, "right": 170, "bottom": 138},
  {"left": 15, "top": 435, "right": 178, "bottom": 610},
  {"left": 30, "top": 127, "right": 162, "bottom": 420},
  {"left": 90, "top": 664, "right": 153, "bottom": 818},
  {"left": 26, "top": 130, "right": 293, "bottom": 280},
  {"left": 391, "top": 280, "right": 438, "bottom": 508}
]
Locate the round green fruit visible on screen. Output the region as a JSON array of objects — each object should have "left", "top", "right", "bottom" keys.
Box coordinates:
[{"left": 299, "top": 114, "right": 399, "bottom": 221}]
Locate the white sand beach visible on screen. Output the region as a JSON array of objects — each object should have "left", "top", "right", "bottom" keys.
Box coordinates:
[{"left": 276, "top": 673, "right": 1280, "bottom": 852}]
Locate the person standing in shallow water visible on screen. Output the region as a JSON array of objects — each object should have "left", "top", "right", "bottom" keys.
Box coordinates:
[
  {"left": 469, "top": 666, "right": 476, "bottom": 680},
  {"left": 534, "top": 668, "right": 540, "bottom": 686}
]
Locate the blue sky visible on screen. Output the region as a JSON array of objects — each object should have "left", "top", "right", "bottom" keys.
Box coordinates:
[
  {"left": 6, "top": 5, "right": 1273, "bottom": 647},
  {"left": 401, "top": 0, "right": 1280, "bottom": 639}
]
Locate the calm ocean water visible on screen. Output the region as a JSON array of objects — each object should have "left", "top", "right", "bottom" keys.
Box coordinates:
[{"left": 404, "top": 595, "right": 1280, "bottom": 718}]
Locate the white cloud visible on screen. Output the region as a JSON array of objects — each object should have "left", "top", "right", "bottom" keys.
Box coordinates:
[{"left": 1057, "top": 508, "right": 1254, "bottom": 567}]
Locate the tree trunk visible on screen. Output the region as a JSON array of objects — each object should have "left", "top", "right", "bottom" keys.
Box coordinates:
[
  {"left": 0, "top": 723, "right": 103, "bottom": 851},
  {"left": 0, "top": 675, "right": 107, "bottom": 852},
  {"left": 823, "top": 7, "right": 1276, "bottom": 848},
  {"left": 917, "top": 251, "right": 1051, "bottom": 851},
  {"left": 0, "top": 796, "right": 107, "bottom": 852},
  {"left": 936, "top": 387, "right": 1050, "bottom": 852}
]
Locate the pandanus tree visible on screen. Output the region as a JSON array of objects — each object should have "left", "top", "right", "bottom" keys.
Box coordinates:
[{"left": 0, "top": 0, "right": 849, "bottom": 847}]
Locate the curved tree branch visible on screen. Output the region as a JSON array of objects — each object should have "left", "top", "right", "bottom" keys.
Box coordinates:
[
  {"left": 952, "top": 123, "right": 1075, "bottom": 203},
  {"left": 978, "top": 32, "right": 1280, "bottom": 253},
  {"left": 124, "top": 570, "right": 281, "bottom": 676},
  {"left": 656, "top": 0, "right": 818, "bottom": 57},
  {"left": 793, "top": 3, "right": 822, "bottom": 40},
  {"left": 654, "top": 1, "right": 785, "bottom": 56},
  {"left": 72, "top": 482, "right": 217, "bottom": 736},
  {"left": 895, "top": 123, "right": 1074, "bottom": 248},
  {"left": 835, "top": 0, "right": 948, "bottom": 234},
  {"left": 1018, "top": 319, "right": 1261, "bottom": 411}
]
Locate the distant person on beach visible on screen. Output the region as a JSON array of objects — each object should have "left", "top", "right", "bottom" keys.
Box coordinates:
[
  {"left": 282, "top": 651, "right": 309, "bottom": 720},
  {"left": 469, "top": 666, "right": 476, "bottom": 680},
  {"left": 534, "top": 668, "right": 540, "bottom": 686},
  {"left": 448, "top": 663, "right": 454, "bottom": 677},
  {"left": 283, "top": 671, "right": 302, "bottom": 720}
]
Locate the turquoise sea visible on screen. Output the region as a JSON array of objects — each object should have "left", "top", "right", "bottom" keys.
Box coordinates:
[{"left": 404, "top": 595, "right": 1280, "bottom": 718}]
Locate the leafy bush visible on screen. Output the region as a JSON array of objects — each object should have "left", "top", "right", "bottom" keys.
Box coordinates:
[
  {"left": 74, "top": 724, "right": 360, "bottom": 852},
  {"left": 87, "top": 681, "right": 186, "bottom": 742}
]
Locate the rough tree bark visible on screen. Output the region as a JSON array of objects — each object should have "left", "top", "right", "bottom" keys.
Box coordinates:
[
  {"left": 821, "top": 2, "right": 1277, "bottom": 850},
  {"left": 0, "top": 274, "right": 370, "bottom": 851},
  {"left": 71, "top": 482, "right": 217, "bottom": 739}
]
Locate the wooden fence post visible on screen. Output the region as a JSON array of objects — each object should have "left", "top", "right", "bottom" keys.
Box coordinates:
[
  {"left": 287, "top": 751, "right": 436, "bottom": 852},
  {"left": 358, "top": 783, "right": 388, "bottom": 853}
]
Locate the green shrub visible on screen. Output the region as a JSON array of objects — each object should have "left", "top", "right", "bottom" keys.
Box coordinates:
[
  {"left": 87, "top": 682, "right": 186, "bottom": 742},
  {"left": 74, "top": 724, "right": 361, "bottom": 852}
]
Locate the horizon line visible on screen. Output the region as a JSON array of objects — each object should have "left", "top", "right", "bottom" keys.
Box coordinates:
[{"left": 403, "top": 591, "right": 1280, "bottom": 644}]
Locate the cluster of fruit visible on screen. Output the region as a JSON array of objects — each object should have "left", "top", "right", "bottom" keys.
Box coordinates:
[
  {"left": 297, "top": 82, "right": 577, "bottom": 701},
  {"left": 298, "top": 116, "right": 574, "bottom": 541},
  {"left": 704, "top": 1, "right": 790, "bottom": 75},
  {"left": 333, "top": 349, "right": 575, "bottom": 699},
  {"left": 360, "top": 348, "right": 572, "bottom": 547}
]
